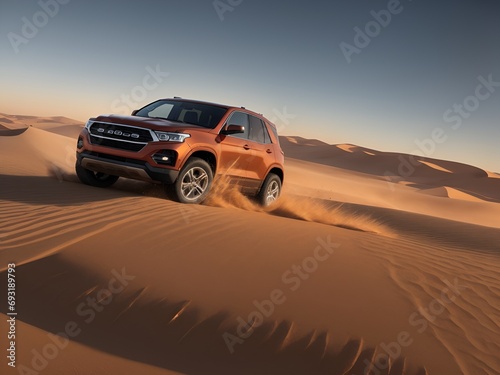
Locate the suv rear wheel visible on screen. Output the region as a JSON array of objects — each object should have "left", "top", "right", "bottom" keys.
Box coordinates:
[
  {"left": 75, "top": 163, "right": 119, "bottom": 188},
  {"left": 258, "top": 173, "right": 281, "bottom": 207},
  {"left": 167, "top": 157, "right": 213, "bottom": 204}
]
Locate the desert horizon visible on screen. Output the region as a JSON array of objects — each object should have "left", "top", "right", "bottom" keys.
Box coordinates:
[
  {"left": 1, "top": 112, "right": 499, "bottom": 374},
  {"left": 2, "top": 111, "right": 499, "bottom": 176}
]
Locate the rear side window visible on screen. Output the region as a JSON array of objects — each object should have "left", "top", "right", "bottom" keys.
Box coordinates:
[
  {"left": 266, "top": 121, "right": 280, "bottom": 145},
  {"left": 226, "top": 111, "right": 249, "bottom": 139},
  {"left": 249, "top": 116, "right": 271, "bottom": 144}
]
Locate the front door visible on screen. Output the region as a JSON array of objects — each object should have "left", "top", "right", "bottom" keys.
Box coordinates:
[{"left": 217, "top": 111, "right": 253, "bottom": 182}]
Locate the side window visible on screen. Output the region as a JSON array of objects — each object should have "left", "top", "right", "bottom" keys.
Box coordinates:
[
  {"left": 226, "top": 111, "right": 249, "bottom": 139},
  {"left": 249, "top": 116, "right": 271, "bottom": 144}
]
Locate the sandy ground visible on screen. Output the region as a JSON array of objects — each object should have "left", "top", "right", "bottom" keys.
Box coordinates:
[{"left": 0, "top": 113, "right": 499, "bottom": 375}]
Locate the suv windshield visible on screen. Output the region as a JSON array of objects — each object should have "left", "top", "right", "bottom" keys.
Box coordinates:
[{"left": 135, "top": 100, "right": 228, "bottom": 129}]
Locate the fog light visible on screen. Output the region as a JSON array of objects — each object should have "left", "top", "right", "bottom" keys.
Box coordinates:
[{"left": 152, "top": 150, "right": 177, "bottom": 166}]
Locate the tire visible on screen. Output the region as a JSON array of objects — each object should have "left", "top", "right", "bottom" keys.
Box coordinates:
[
  {"left": 257, "top": 173, "right": 281, "bottom": 207},
  {"left": 166, "top": 158, "right": 213, "bottom": 204},
  {"left": 75, "top": 163, "right": 119, "bottom": 188}
]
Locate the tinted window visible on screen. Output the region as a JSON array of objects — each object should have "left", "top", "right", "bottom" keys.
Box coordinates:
[
  {"left": 249, "top": 116, "right": 271, "bottom": 144},
  {"left": 226, "top": 112, "right": 249, "bottom": 139},
  {"left": 263, "top": 123, "right": 272, "bottom": 144},
  {"left": 267, "top": 122, "right": 280, "bottom": 144},
  {"left": 180, "top": 109, "right": 201, "bottom": 125},
  {"left": 148, "top": 103, "right": 174, "bottom": 119}
]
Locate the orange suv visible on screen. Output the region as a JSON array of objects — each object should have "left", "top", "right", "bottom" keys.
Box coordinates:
[{"left": 76, "top": 98, "right": 284, "bottom": 205}]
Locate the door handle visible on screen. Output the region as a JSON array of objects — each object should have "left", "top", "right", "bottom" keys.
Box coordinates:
[{"left": 243, "top": 144, "right": 250, "bottom": 150}]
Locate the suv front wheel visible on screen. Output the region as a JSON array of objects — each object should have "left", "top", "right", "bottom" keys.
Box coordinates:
[{"left": 167, "top": 157, "right": 213, "bottom": 204}]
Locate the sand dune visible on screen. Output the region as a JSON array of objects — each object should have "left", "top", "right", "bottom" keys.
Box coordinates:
[
  {"left": 0, "top": 314, "right": 183, "bottom": 375},
  {"left": 284, "top": 158, "right": 500, "bottom": 229},
  {"left": 0, "top": 126, "right": 27, "bottom": 136},
  {"left": 0, "top": 112, "right": 82, "bottom": 127},
  {"left": 418, "top": 186, "right": 488, "bottom": 203},
  {"left": 0, "top": 112, "right": 83, "bottom": 138},
  {"left": 417, "top": 160, "right": 453, "bottom": 173},
  {"left": 1, "top": 116, "right": 499, "bottom": 375},
  {"left": 280, "top": 136, "right": 500, "bottom": 205}
]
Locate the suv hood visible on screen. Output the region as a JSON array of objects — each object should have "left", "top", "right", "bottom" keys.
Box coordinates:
[{"left": 93, "top": 114, "right": 213, "bottom": 133}]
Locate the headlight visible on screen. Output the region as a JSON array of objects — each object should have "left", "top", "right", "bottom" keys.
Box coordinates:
[
  {"left": 84, "top": 120, "right": 93, "bottom": 129},
  {"left": 154, "top": 131, "right": 190, "bottom": 143}
]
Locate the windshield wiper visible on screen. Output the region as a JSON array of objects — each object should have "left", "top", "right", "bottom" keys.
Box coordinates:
[{"left": 150, "top": 116, "right": 171, "bottom": 121}]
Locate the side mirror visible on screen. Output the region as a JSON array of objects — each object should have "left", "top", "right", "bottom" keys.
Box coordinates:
[
  {"left": 131, "top": 109, "right": 139, "bottom": 116},
  {"left": 222, "top": 124, "right": 245, "bottom": 135}
]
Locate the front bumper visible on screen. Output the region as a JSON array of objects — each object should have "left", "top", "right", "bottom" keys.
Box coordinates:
[{"left": 76, "top": 151, "right": 179, "bottom": 184}]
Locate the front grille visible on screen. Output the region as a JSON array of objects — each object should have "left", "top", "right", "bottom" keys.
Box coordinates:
[
  {"left": 89, "top": 122, "right": 153, "bottom": 152},
  {"left": 87, "top": 151, "right": 146, "bottom": 166},
  {"left": 89, "top": 135, "right": 146, "bottom": 152}
]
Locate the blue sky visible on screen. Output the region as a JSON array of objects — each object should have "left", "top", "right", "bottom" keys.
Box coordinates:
[{"left": 1, "top": 0, "right": 499, "bottom": 171}]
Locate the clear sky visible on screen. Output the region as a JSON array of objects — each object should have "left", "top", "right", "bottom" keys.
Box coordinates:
[{"left": 1, "top": 0, "right": 499, "bottom": 171}]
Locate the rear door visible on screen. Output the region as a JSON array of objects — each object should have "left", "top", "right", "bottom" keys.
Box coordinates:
[{"left": 246, "top": 115, "right": 275, "bottom": 182}]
